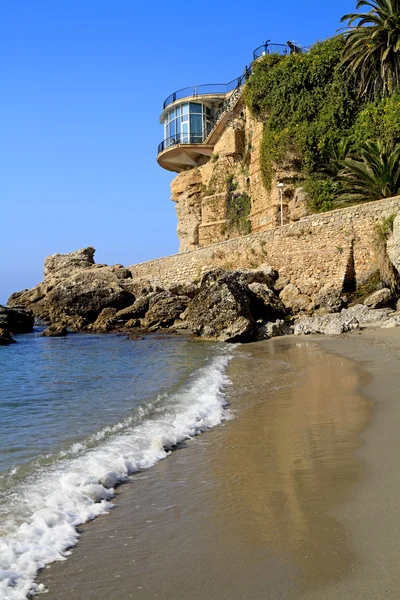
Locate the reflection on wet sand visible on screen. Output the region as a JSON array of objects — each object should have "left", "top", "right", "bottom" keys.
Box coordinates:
[{"left": 218, "top": 339, "right": 370, "bottom": 593}]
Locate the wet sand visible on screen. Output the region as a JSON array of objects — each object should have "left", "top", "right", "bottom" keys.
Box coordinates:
[{"left": 38, "top": 330, "right": 400, "bottom": 599}]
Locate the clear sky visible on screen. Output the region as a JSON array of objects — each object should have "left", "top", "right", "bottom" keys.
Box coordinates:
[{"left": 0, "top": 0, "right": 357, "bottom": 303}]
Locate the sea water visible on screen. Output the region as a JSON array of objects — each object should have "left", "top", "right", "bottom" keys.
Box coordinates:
[{"left": 0, "top": 330, "right": 233, "bottom": 600}]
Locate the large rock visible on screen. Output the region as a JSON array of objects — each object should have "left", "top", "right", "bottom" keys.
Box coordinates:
[
  {"left": 0, "top": 306, "right": 34, "bottom": 333},
  {"left": 8, "top": 248, "right": 135, "bottom": 330},
  {"left": 44, "top": 247, "right": 95, "bottom": 279},
  {"left": 247, "top": 282, "right": 286, "bottom": 321},
  {"left": 0, "top": 328, "right": 16, "bottom": 345},
  {"left": 314, "top": 287, "right": 346, "bottom": 314},
  {"left": 387, "top": 214, "right": 400, "bottom": 273},
  {"left": 143, "top": 293, "right": 189, "bottom": 330},
  {"left": 294, "top": 313, "right": 360, "bottom": 336},
  {"left": 363, "top": 288, "right": 393, "bottom": 309},
  {"left": 280, "top": 284, "right": 314, "bottom": 313},
  {"left": 46, "top": 268, "right": 134, "bottom": 326},
  {"left": 345, "top": 304, "right": 399, "bottom": 327},
  {"left": 185, "top": 269, "right": 257, "bottom": 342}
]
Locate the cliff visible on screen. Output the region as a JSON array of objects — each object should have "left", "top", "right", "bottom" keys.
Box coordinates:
[{"left": 171, "top": 106, "right": 309, "bottom": 252}]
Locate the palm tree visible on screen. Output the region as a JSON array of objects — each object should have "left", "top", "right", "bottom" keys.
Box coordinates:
[
  {"left": 341, "top": 0, "right": 400, "bottom": 97},
  {"left": 336, "top": 140, "right": 400, "bottom": 203}
]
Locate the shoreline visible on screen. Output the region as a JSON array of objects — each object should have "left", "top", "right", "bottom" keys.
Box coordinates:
[{"left": 34, "top": 328, "right": 400, "bottom": 600}]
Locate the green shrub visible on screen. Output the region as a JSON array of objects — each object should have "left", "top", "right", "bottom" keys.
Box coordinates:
[
  {"left": 303, "top": 176, "right": 337, "bottom": 212},
  {"left": 352, "top": 93, "right": 400, "bottom": 150},
  {"left": 225, "top": 176, "right": 252, "bottom": 234}
]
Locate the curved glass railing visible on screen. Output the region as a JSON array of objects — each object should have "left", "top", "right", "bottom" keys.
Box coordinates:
[{"left": 253, "top": 42, "right": 307, "bottom": 61}]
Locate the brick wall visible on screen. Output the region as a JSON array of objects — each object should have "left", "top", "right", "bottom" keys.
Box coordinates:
[{"left": 129, "top": 196, "right": 400, "bottom": 296}]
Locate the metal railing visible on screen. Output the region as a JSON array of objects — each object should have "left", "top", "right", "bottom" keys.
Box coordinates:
[
  {"left": 162, "top": 73, "right": 248, "bottom": 110},
  {"left": 253, "top": 41, "right": 307, "bottom": 61},
  {"left": 158, "top": 133, "right": 205, "bottom": 154}
]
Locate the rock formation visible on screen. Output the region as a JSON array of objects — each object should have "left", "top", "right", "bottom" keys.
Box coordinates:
[
  {"left": 0, "top": 306, "right": 34, "bottom": 343},
  {"left": 6, "top": 244, "right": 400, "bottom": 344}
]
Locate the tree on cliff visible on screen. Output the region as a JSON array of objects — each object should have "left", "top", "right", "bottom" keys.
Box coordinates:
[
  {"left": 336, "top": 140, "right": 400, "bottom": 202},
  {"left": 341, "top": 0, "right": 400, "bottom": 98}
]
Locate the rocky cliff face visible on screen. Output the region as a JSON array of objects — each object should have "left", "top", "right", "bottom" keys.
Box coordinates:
[{"left": 171, "top": 105, "right": 309, "bottom": 252}]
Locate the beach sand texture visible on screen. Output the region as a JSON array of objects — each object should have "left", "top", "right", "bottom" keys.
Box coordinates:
[{"left": 38, "top": 330, "right": 400, "bottom": 599}]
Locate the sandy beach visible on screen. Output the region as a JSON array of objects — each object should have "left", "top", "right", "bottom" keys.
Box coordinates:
[{"left": 37, "top": 328, "right": 400, "bottom": 599}]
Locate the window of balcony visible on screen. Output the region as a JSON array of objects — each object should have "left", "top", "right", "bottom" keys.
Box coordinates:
[{"left": 163, "top": 102, "right": 212, "bottom": 146}]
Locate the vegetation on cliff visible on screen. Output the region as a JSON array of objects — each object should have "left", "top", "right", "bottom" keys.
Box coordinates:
[{"left": 244, "top": 0, "right": 400, "bottom": 210}]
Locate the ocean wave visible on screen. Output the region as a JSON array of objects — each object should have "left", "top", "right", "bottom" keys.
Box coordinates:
[{"left": 0, "top": 346, "right": 233, "bottom": 600}]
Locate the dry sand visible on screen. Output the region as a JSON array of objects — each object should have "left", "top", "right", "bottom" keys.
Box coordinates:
[{"left": 38, "top": 329, "right": 400, "bottom": 599}]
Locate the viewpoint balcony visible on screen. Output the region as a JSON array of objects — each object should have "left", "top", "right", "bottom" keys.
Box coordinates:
[{"left": 157, "top": 40, "right": 309, "bottom": 173}]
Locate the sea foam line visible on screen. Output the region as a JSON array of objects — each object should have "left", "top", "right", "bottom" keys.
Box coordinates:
[{"left": 0, "top": 347, "right": 233, "bottom": 600}]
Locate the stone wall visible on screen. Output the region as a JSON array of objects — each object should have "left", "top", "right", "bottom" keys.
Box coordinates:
[{"left": 129, "top": 196, "right": 400, "bottom": 297}]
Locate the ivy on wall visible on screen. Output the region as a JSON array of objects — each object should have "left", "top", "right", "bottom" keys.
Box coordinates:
[{"left": 225, "top": 175, "right": 252, "bottom": 235}]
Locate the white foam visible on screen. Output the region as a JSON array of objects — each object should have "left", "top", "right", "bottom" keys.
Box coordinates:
[{"left": 0, "top": 347, "right": 233, "bottom": 600}]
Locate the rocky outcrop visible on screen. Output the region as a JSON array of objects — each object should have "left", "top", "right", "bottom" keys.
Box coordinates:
[
  {"left": 7, "top": 248, "right": 135, "bottom": 330},
  {"left": 294, "top": 313, "right": 360, "bottom": 336},
  {"left": 0, "top": 328, "right": 16, "bottom": 345},
  {"left": 142, "top": 293, "right": 190, "bottom": 330},
  {"left": 184, "top": 267, "right": 283, "bottom": 342},
  {"left": 279, "top": 284, "right": 313, "bottom": 313},
  {"left": 8, "top": 246, "right": 400, "bottom": 344},
  {"left": 41, "top": 323, "right": 68, "bottom": 337},
  {"left": 294, "top": 304, "right": 400, "bottom": 335},
  {"left": 363, "top": 288, "right": 393, "bottom": 309},
  {"left": 44, "top": 247, "right": 95, "bottom": 279},
  {"left": 88, "top": 308, "right": 118, "bottom": 333},
  {"left": 0, "top": 306, "right": 34, "bottom": 334}
]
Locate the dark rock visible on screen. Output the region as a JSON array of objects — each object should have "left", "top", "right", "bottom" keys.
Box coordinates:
[
  {"left": 185, "top": 269, "right": 256, "bottom": 342},
  {"left": 0, "top": 328, "right": 16, "bottom": 345},
  {"left": 41, "top": 323, "right": 68, "bottom": 337},
  {"left": 143, "top": 293, "right": 189, "bottom": 330},
  {"left": 256, "top": 319, "right": 292, "bottom": 340},
  {"left": 314, "top": 288, "right": 347, "bottom": 314},
  {"left": 0, "top": 305, "right": 34, "bottom": 334},
  {"left": 247, "top": 282, "right": 286, "bottom": 321},
  {"left": 46, "top": 268, "right": 134, "bottom": 324},
  {"left": 88, "top": 308, "right": 118, "bottom": 332},
  {"left": 116, "top": 296, "right": 149, "bottom": 321}
]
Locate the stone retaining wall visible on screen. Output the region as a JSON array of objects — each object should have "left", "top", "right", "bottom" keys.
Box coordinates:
[{"left": 129, "top": 197, "right": 400, "bottom": 296}]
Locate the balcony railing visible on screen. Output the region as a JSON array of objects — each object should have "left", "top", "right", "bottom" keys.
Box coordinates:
[
  {"left": 158, "top": 133, "right": 205, "bottom": 154},
  {"left": 162, "top": 73, "right": 248, "bottom": 111},
  {"left": 253, "top": 41, "right": 307, "bottom": 61}
]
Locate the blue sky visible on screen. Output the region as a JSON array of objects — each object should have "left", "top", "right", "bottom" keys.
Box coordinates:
[{"left": 0, "top": 0, "right": 356, "bottom": 302}]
